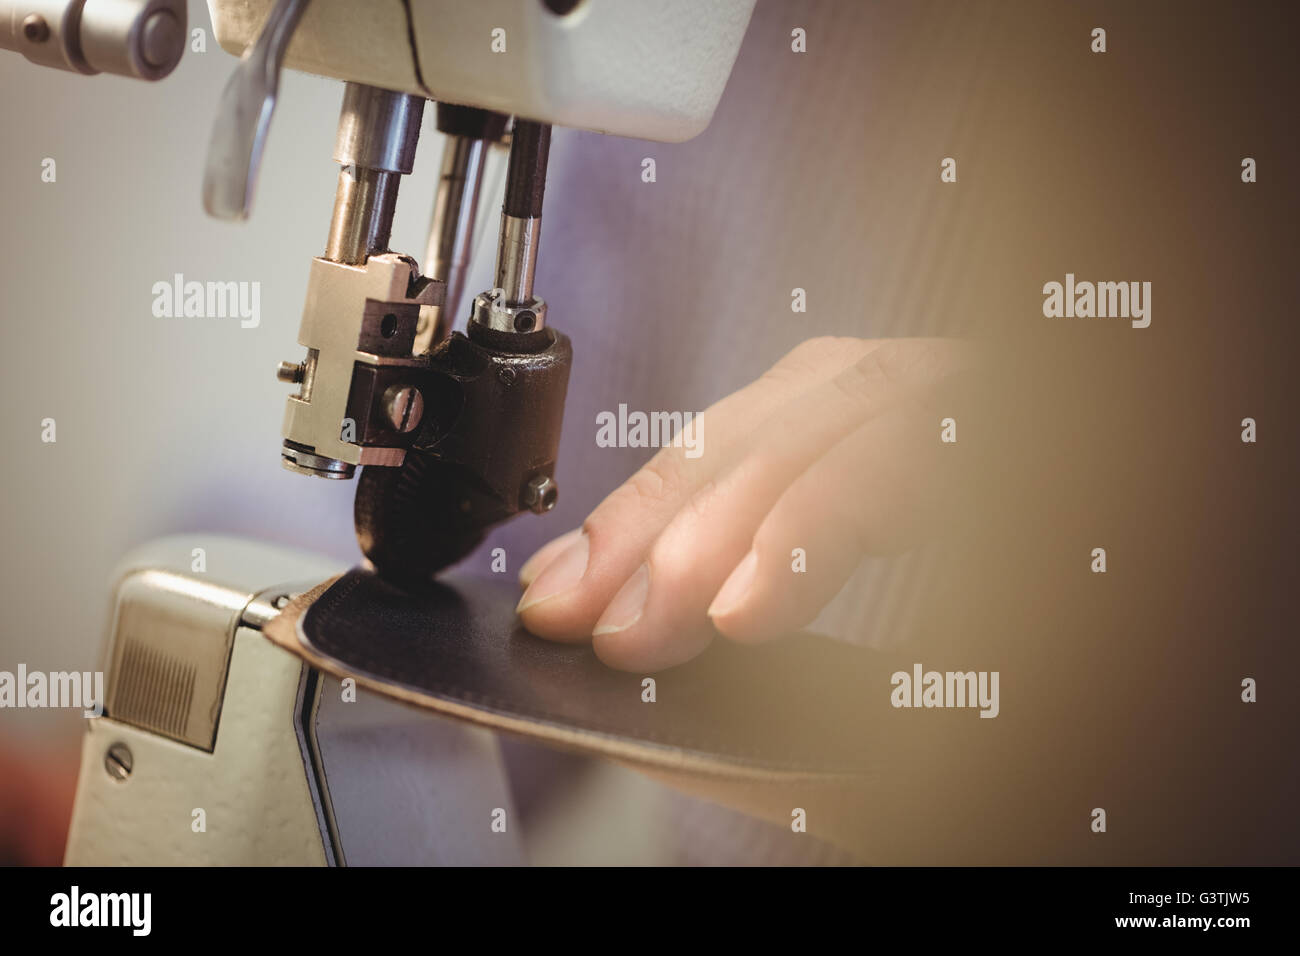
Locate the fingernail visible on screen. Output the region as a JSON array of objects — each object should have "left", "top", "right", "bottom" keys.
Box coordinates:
[
  {"left": 708, "top": 550, "right": 757, "bottom": 619},
  {"left": 516, "top": 532, "right": 589, "bottom": 612},
  {"left": 518, "top": 528, "right": 583, "bottom": 588},
  {"left": 592, "top": 563, "right": 650, "bottom": 636}
]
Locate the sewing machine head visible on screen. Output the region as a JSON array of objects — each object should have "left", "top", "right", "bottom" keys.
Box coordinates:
[
  {"left": 211, "top": 0, "right": 756, "bottom": 584},
  {"left": 5, "top": 0, "right": 753, "bottom": 584}
]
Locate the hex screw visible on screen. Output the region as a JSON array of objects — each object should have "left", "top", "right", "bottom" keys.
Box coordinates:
[{"left": 523, "top": 475, "right": 558, "bottom": 514}]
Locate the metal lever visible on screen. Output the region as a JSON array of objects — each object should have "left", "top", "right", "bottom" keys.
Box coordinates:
[{"left": 202, "top": 0, "right": 310, "bottom": 220}]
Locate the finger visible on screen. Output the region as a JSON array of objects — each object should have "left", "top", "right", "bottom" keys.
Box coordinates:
[
  {"left": 517, "top": 337, "right": 882, "bottom": 641},
  {"left": 587, "top": 341, "right": 966, "bottom": 670},
  {"left": 709, "top": 401, "right": 946, "bottom": 645},
  {"left": 518, "top": 527, "right": 582, "bottom": 588}
]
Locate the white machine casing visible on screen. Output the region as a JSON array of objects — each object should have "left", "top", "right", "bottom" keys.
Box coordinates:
[
  {"left": 64, "top": 536, "right": 522, "bottom": 866},
  {"left": 209, "top": 0, "right": 757, "bottom": 143}
]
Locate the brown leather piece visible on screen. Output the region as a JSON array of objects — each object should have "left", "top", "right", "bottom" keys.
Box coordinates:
[
  {"left": 260, "top": 568, "right": 1191, "bottom": 864},
  {"left": 263, "top": 568, "right": 892, "bottom": 781}
]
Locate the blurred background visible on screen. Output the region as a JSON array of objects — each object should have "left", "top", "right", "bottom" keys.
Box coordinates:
[{"left": 1, "top": 0, "right": 1296, "bottom": 864}]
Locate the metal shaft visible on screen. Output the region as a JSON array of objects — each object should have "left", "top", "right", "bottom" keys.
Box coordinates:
[
  {"left": 424, "top": 135, "right": 488, "bottom": 328},
  {"left": 502, "top": 121, "right": 551, "bottom": 219},
  {"left": 0, "top": 0, "right": 187, "bottom": 80},
  {"left": 324, "top": 83, "right": 424, "bottom": 265},
  {"left": 325, "top": 166, "right": 400, "bottom": 265},
  {"left": 495, "top": 121, "right": 552, "bottom": 306}
]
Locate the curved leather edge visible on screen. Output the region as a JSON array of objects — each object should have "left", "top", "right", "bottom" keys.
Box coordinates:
[{"left": 261, "top": 576, "right": 866, "bottom": 786}]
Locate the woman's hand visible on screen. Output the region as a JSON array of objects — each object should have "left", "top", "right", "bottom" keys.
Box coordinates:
[{"left": 515, "top": 336, "right": 973, "bottom": 671}]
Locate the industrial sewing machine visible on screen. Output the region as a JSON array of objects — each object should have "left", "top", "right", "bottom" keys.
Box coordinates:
[{"left": 3, "top": 0, "right": 777, "bottom": 864}]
